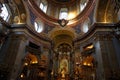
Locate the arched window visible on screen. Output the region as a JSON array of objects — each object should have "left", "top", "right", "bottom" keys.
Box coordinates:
[
  {"left": 34, "top": 21, "right": 43, "bottom": 33},
  {"left": 80, "top": 0, "right": 89, "bottom": 12},
  {"left": 83, "top": 22, "right": 88, "bottom": 33},
  {"left": 0, "top": 4, "right": 10, "bottom": 21},
  {"left": 82, "top": 18, "right": 90, "bottom": 33},
  {"left": 39, "top": 2, "right": 47, "bottom": 13},
  {"left": 59, "top": 8, "right": 68, "bottom": 19}
]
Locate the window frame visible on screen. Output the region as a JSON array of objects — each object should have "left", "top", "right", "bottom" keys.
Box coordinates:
[
  {"left": 82, "top": 18, "right": 90, "bottom": 33},
  {"left": 59, "top": 8, "right": 68, "bottom": 20},
  {"left": 80, "top": 0, "right": 89, "bottom": 12},
  {"left": 39, "top": 2, "right": 47, "bottom": 13},
  {"left": 34, "top": 21, "right": 43, "bottom": 33},
  {"left": 0, "top": 4, "right": 10, "bottom": 21}
]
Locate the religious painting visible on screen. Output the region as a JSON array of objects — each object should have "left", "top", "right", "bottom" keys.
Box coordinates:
[{"left": 59, "top": 58, "right": 69, "bottom": 74}]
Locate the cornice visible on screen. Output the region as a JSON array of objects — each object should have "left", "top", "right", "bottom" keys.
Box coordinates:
[
  {"left": 74, "top": 22, "right": 118, "bottom": 43},
  {"left": 10, "top": 24, "right": 52, "bottom": 43},
  {"left": 10, "top": 24, "right": 52, "bottom": 48}
]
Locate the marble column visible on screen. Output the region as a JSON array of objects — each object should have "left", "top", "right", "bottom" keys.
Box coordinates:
[
  {"left": 0, "top": 33, "right": 28, "bottom": 80},
  {"left": 94, "top": 33, "right": 119, "bottom": 80}
]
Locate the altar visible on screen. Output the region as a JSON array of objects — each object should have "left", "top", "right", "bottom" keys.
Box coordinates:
[{"left": 52, "top": 43, "right": 73, "bottom": 80}]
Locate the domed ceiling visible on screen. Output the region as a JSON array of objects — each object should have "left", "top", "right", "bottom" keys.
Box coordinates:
[
  {"left": 27, "top": 0, "right": 96, "bottom": 43},
  {"left": 29, "top": 0, "right": 95, "bottom": 23}
]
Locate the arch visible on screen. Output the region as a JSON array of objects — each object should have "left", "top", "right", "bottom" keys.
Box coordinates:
[
  {"left": 95, "top": 0, "right": 118, "bottom": 23},
  {"left": 49, "top": 28, "right": 76, "bottom": 39},
  {"left": 49, "top": 28, "right": 75, "bottom": 49},
  {"left": 53, "top": 35, "right": 73, "bottom": 50}
]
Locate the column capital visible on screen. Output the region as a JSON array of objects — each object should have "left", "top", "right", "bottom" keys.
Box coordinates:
[
  {"left": 9, "top": 33, "right": 28, "bottom": 41},
  {"left": 94, "top": 31, "right": 113, "bottom": 41}
]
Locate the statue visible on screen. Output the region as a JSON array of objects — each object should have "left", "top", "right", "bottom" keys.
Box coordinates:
[
  {"left": 61, "top": 68, "right": 66, "bottom": 78},
  {"left": 60, "top": 58, "right": 68, "bottom": 74},
  {"left": 61, "top": 68, "right": 66, "bottom": 80}
]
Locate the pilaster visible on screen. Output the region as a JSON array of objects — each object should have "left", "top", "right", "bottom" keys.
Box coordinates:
[{"left": 94, "top": 32, "right": 119, "bottom": 80}]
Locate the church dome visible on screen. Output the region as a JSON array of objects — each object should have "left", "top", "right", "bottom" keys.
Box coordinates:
[{"left": 28, "top": 0, "right": 95, "bottom": 26}]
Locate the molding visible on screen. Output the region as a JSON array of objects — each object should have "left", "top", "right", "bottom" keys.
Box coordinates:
[{"left": 74, "top": 22, "right": 120, "bottom": 43}]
